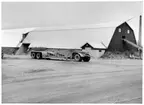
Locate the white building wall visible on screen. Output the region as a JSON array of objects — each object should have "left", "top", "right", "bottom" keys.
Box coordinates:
[{"left": 83, "top": 47, "right": 105, "bottom": 59}]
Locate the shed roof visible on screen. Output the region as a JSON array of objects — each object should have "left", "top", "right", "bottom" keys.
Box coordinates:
[
  {"left": 81, "top": 42, "right": 107, "bottom": 49},
  {"left": 23, "top": 16, "right": 140, "bottom": 49},
  {"left": 22, "top": 18, "right": 139, "bottom": 49},
  {"left": 1, "top": 28, "right": 35, "bottom": 47},
  {"left": 23, "top": 26, "right": 116, "bottom": 49},
  {"left": 2, "top": 16, "right": 140, "bottom": 48},
  {"left": 88, "top": 42, "right": 107, "bottom": 49},
  {"left": 31, "top": 21, "right": 123, "bottom": 32}
]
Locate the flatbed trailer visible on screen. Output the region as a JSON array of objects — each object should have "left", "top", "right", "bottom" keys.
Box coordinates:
[{"left": 30, "top": 50, "right": 91, "bottom": 62}]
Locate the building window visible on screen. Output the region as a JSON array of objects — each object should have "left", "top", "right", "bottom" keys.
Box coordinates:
[
  {"left": 127, "top": 30, "right": 130, "bottom": 34},
  {"left": 118, "top": 28, "right": 121, "bottom": 32}
]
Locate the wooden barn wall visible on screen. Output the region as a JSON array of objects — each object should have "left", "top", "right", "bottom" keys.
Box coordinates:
[{"left": 107, "top": 23, "right": 137, "bottom": 52}]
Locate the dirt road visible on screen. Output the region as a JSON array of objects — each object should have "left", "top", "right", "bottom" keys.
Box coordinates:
[{"left": 2, "top": 55, "right": 142, "bottom": 103}]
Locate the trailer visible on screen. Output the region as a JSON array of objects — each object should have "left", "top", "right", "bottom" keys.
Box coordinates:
[{"left": 30, "top": 50, "right": 91, "bottom": 62}]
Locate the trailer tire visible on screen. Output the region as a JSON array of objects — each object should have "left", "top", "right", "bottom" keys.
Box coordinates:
[
  {"left": 83, "top": 57, "right": 90, "bottom": 62},
  {"left": 2, "top": 52, "right": 4, "bottom": 59},
  {"left": 74, "top": 53, "right": 82, "bottom": 62},
  {"left": 31, "top": 53, "right": 36, "bottom": 59},
  {"left": 36, "top": 53, "right": 42, "bottom": 59}
]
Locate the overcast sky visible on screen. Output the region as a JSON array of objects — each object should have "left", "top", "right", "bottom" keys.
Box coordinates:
[
  {"left": 2, "top": 2, "right": 142, "bottom": 29},
  {"left": 1, "top": 2, "right": 143, "bottom": 47}
]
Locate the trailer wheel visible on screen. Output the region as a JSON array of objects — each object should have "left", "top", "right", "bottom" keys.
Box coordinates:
[
  {"left": 36, "top": 53, "right": 42, "bottom": 59},
  {"left": 31, "top": 53, "right": 36, "bottom": 59},
  {"left": 74, "top": 54, "right": 82, "bottom": 62},
  {"left": 2, "top": 52, "right": 4, "bottom": 59},
  {"left": 83, "top": 57, "right": 90, "bottom": 62}
]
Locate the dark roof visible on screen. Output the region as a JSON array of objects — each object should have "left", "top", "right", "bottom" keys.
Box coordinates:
[{"left": 81, "top": 42, "right": 107, "bottom": 50}]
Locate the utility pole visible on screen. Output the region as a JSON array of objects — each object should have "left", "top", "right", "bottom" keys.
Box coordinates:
[
  {"left": 138, "top": 15, "right": 142, "bottom": 59},
  {"left": 138, "top": 15, "right": 142, "bottom": 47}
]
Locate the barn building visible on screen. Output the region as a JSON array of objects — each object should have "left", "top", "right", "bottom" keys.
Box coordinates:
[
  {"left": 15, "top": 20, "right": 139, "bottom": 59},
  {"left": 108, "top": 22, "right": 137, "bottom": 52}
]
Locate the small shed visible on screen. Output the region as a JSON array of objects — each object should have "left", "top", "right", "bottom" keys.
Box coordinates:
[{"left": 81, "top": 42, "right": 107, "bottom": 59}]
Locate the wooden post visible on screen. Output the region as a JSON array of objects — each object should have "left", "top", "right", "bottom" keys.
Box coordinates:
[
  {"left": 138, "top": 15, "right": 142, "bottom": 59},
  {"left": 138, "top": 15, "right": 142, "bottom": 46}
]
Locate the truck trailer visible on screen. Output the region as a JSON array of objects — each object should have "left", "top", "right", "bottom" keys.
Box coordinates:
[{"left": 30, "top": 50, "right": 91, "bottom": 62}]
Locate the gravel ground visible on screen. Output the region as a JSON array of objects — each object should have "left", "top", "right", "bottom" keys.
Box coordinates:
[{"left": 2, "top": 55, "right": 142, "bottom": 103}]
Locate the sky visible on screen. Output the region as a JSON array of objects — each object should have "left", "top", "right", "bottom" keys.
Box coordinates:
[{"left": 1, "top": 1, "right": 143, "bottom": 47}]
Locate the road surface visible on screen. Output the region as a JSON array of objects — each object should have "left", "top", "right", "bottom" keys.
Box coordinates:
[{"left": 2, "top": 55, "right": 142, "bottom": 103}]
